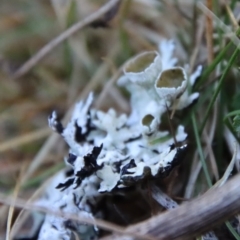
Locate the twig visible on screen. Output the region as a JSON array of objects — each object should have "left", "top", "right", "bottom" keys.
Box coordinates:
[
  {"left": 213, "top": 142, "right": 237, "bottom": 188},
  {"left": 151, "top": 185, "right": 178, "bottom": 210},
  {"left": 0, "top": 127, "right": 51, "bottom": 153},
  {"left": 205, "top": 0, "right": 214, "bottom": 63},
  {"left": 224, "top": 124, "right": 240, "bottom": 172},
  {"left": 95, "top": 63, "right": 123, "bottom": 109},
  {"left": 107, "top": 86, "right": 130, "bottom": 112},
  {"left": 13, "top": 0, "right": 120, "bottom": 79},
  {"left": 101, "top": 173, "right": 240, "bottom": 240},
  {"left": 0, "top": 192, "right": 156, "bottom": 240},
  {"left": 184, "top": 151, "right": 201, "bottom": 198},
  {"left": 124, "top": 21, "right": 163, "bottom": 45},
  {"left": 203, "top": 129, "right": 219, "bottom": 180},
  {"left": 6, "top": 162, "right": 27, "bottom": 240},
  {"left": 189, "top": 15, "right": 205, "bottom": 72},
  {"left": 198, "top": 2, "right": 240, "bottom": 47},
  {"left": 224, "top": 2, "right": 239, "bottom": 30}
]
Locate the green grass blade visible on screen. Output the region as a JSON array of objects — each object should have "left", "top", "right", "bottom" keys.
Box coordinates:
[
  {"left": 224, "top": 110, "right": 240, "bottom": 120},
  {"left": 225, "top": 221, "right": 240, "bottom": 240},
  {"left": 191, "top": 113, "right": 212, "bottom": 187},
  {"left": 199, "top": 45, "right": 240, "bottom": 135},
  {"left": 195, "top": 41, "right": 232, "bottom": 90}
]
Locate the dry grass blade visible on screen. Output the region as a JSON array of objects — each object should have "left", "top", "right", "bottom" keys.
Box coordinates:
[
  {"left": 225, "top": 2, "right": 239, "bottom": 30},
  {"left": 0, "top": 193, "right": 156, "bottom": 240},
  {"left": 203, "top": 129, "right": 219, "bottom": 180},
  {"left": 81, "top": 44, "right": 120, "bottom": 104},
  {"left": 224, "top": 126, "right": 240, "bottom": 172},
  {"left": 107, "top": 85, "right": 130, "bottom": 112},
  {"left": 212, "top": 141, "right": 237, "bottom": 189},
  {"left": 198, "top": 2, "right": 240, "bottom": 47},
  {"left": 0, "top": 127, "right": 51, "bottom": 153},
  {"left": 13, "top": 0, "right": 120, "bottom": 79},
  {"left": 6, "top": 162, "right": 28, "bottom": 240},
  {"left": 189, "top": 15, "right": 205, "bottom": 72},
  {"left": 95, "top": 63, "right": 123, "bottom": 109},
  {"left": 9, "top": 174, "right": 56, "bottom": 239},
  {"left": 21, "top": 133, "right": 60, "bottom": 184},
  {"left": 101, "top": 173, "right": 240, "bottom": 240},
  {"left": 184, "top": 151, "right": 201, "bottom": 198},
  {"left": 151, "top": 185, "right": 178, "bottom": 210},
  {"left": 125, "top": 21, "right": 163, "bottom": 45},
  {"left": 205, "top": 0, "right": 214, "bottom": 63}
]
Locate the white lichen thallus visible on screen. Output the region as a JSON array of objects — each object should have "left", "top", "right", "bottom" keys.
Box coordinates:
[{"left": 38, "top": 39, "right": 202, "bottom": 240}]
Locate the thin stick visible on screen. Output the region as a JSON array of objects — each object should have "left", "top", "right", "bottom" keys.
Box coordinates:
[
  {"left": 212, "top": 142, "right": 237, "bottom": 189},
  {"left": 224, "top": 124, "right": 240, "bottom": 172},
  {"left": 205, "top": 0, "right": 214, "bottom": 63},
  {"left": 6, "top": 162, "right": 27, "bottom": 240},
  {"left": 189, "top": 15, "right": 205, "bottom": 72},
  {"left": 10, "top": 175, "right": 54, "bottom": 239},
  {"left": 0, "top": 193, "right": 156, "bottom": 240},
  {"left": 0, "top": 127, "right": 51, "bottom": 153},
  {"left": 13, "top": 0, "right": 120, "bottom": 79},
  {"left": 184, "top": 150, "right": 199, "bottom": 198},
  {"left": 198, "top": 2, "right": 240, "bottom": 47},
  {"left": 225, "top": 2, "right": 239, "bottom": 30},
  {"left": 95, "top": 64, "right": 123, "bottom": 109},
  {"left": 101, "top": 173, "right": 240, "bottom": 240},
  {"left": 203, "top": 129, "right": 219, "bottom": 180}
]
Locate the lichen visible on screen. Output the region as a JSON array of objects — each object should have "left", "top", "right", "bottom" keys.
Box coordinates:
[{"left": 38, "top": 39, "right": 201, "bottom": 240}]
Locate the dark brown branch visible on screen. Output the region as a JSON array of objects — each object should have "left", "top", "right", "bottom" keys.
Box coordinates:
[{"left": 101, "top": 173, "right": 240, "bottom": 240}]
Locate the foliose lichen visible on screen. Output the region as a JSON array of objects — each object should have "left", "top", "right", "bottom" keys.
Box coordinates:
[{"left": 38, "top": 39, "right": 201, "bottom": 240}]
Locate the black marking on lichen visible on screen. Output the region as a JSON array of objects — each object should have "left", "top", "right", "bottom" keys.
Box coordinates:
[
  {"left": 64, "top": 220, "right": 77, "bottom": 231},
  {"left": 73, "top": 193, "right": 77, "bottom": 205},
  {"left": 146, "top": 131, "right": 154, "bottom": 137},
  {"left": 121, "top": 164, "right": 152, "bottom": 185},
  {"left": 121, "top": 159, "right": 136, "bottom": 175},
  {"left": 55, "top": 122, "right": 64, "bottom": 134},
  {"left": 74, "top": 111, "right": 95, "bottom": 143},
  {"left": 152, "top": 149, "right": 159, "bottom": 154},
  {"left": 157, "top": 144, "right": 188, "bottom": 178},
  {"left": 49, "top": 112, "right": 64, "bottom": 134},
  {"left": 67, "top": 153, "right": 77, "bottom": 166},
  {"left": 65, "top": 168, "right": 74, "bottom": 177},
  {"left": 74, "top": 144, "right": 103, "bottom": 189},
  {"left": 120, "top": 145, "right": 188, "bottom": 185},
  {"left": 86, "top": 199, "right": 97, "bottom": 214},
  {"left": 170, "top": 143, "right": 175, "bottom": 151},
  {"left": 73, "top": 193, "right": 82, "bottom": 207},
  {"left": 56, "top": 177, "right": 75, "bottom": 191},
  {"left": 124, "top": 135, "right": 142, "bottom": 143},
  {"left": 51, "top": 224, "right": 58, "bottom": 230},
  {"left": 84, "top": 144, "right": 103, "bottom": 167},
  {"left": 171, "top": 144, "right": 187, "bottom": 167},
  {"left": 116, "top": 124, "right": 126, "bottom": 131},
  {"left": 74, "top": 122, "right": 83, "bottom": 142},
  {"left": 60, "top": 204, "right": 67, "bottom": 210},
  {"left": 113, "top": 161, "right": 122, "bottom": 173},
  {"left": 113, "top": 157, "right": 130, "bottom": 173}
]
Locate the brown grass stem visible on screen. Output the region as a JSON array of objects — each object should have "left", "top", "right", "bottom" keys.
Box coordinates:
[{"left": 13, "top": 0, "right": 120, "bottom": 79}]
